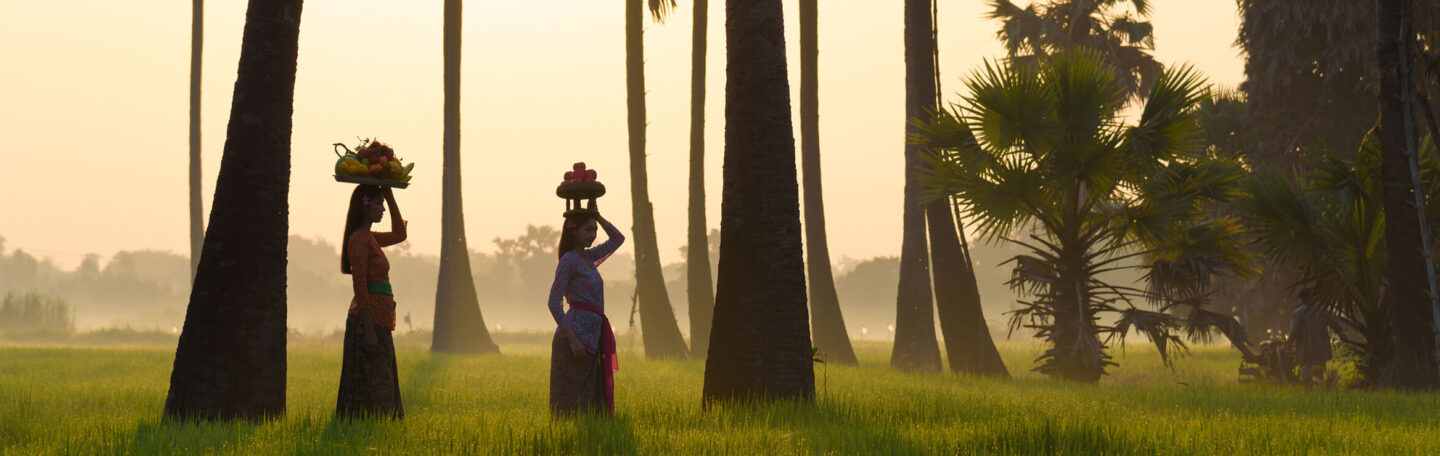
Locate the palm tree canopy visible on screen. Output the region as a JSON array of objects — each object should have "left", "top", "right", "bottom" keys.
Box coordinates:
[
  {"left": 915, "top": 49, "right": 1254, "bottom": 375},
  {"left": 987, "top": 0, "right": 1161, "bottom": 100}
]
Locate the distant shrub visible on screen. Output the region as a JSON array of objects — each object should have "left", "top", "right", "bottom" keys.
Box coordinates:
[{"left": 0, "top": 292, "right": 74, "bottom": 332}]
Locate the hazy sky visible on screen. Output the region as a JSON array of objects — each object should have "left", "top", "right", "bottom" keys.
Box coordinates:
[{"left": 2, "top": 1, "right": 1243, "bottom": 269}]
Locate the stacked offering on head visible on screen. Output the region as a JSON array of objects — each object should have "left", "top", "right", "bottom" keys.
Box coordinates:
[
  {"left": 555, "top": 162, "right": 606, "bottom": 216},
  {"left": 333, "top": 138, "right": 415, "bottom": 188}
]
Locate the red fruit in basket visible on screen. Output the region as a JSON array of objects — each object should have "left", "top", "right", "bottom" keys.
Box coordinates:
[
  {"left": 585, "top": 169, "right": 597, "bottom": 180},
  {"left": 378, "top": 156, "right": 389, "bottom": 167},
  {"left": 564, "top": 171, "right": 575, "bottom": 181},
  {"left": 573, "top": 162, "right": 586, "bottom": 172},
  {"left": 369, "top": 164, "right": 384, "bottom": 176}
]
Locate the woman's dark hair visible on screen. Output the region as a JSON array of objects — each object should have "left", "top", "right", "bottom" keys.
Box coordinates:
[
  {"left": 341, "top": 185, "right": 385, "bottom": 274},
  {"left": 556, "top": 212, "right": 596, "bottom": 260}
]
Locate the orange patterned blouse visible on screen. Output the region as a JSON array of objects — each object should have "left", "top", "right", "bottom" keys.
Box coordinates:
[{"left": 347, "top": 218, "right": 407, "bottom": 330}]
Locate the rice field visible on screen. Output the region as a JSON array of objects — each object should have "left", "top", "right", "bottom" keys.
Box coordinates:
[{"left": 1, "top": 338, "right": 1437, "bottom": 455}]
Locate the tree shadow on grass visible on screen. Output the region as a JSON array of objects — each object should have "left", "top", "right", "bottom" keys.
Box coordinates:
[
  {"left": 315, "top": 352, "right": 442, "bottom": 452},
  {"left": 702, "top": 400, "right": 929, "bottom": 454},
  {"left": 129, "top": 418, "right": 258, "bottom": 454},
  {"left": 568, "top": 412, "right": 638, "bottom": 455}
]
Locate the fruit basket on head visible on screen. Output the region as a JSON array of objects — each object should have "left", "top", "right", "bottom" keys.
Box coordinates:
[
  {"left": 556, "top": 162, "right": 605, "bottom": 216},
  {"left": 333, "top": 138, "right": 415, "bottom": 188}
]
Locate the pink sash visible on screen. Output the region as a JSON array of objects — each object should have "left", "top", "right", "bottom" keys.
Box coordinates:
[{"left": 568, "top": 301, "right": 616, "bottom": 413}]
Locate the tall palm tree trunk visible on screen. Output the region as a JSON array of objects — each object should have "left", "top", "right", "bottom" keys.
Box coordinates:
[
  {"left": 799, "top": 0, "right": 857, "bottom": 366},
  {"left": 433, "top": 0, "right": 499, "bottom": 354},
  {"left": 1376, "top": 0, "right": 1439, "bottom": 389},
  {"left": 920, "top": 0, "right": 1008, "bottom": 378},
  {"left": 687, "top": 0, "right": 716, "bottom": 360},
  {"left": 892, "top": 0, "right": 942, "bottom": 372},
  {"left": 188, "top": 0, "right": 204, "bottom": 281},
  {"left": 702, "top": 0, "right": 813, "bottom": 403},
  {"left": 164, "top": 0, "right": 302, "bottom": 420},
  {"left": 928, "top": 204, "right": 1008, "bottom": 377},
  {"left": 628, "top": 0, "right": 689, "bottom": 359}
]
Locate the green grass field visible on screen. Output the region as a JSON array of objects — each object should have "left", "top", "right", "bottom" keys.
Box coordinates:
[{"left": 2, "top": 338, "right": 1438, "bottom": 455}]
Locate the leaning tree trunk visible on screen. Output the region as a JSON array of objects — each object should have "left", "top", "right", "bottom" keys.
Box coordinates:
[
  {"left": 432, "top": 0, "right": 500, "bottom": 354},
  {"left": 164, "top": 0, "right": 302, "bottom": 420},
  {"left": 918, "top": 0, "right": 1007, "bottom": 377},
  {"left": 1376, "top": 0, "right": 1439, "bottom": 389},
  {"left": 686, "top": 0, "right": 716, "bottom": 360},
  {"left": 927, "top": 203, "right": 1009, "bottom": 377},
  {"left": 799, "top": 0, "right": 857, "bottom": 366},
  {"left": 891, "top": 0, "right": 942, "bottom": 373},
  {"left": 702, "top": 0, "right": 814, "bottom": 404},
  {"left": 188, "top": 0, "right": 204, "bottom": 281},
  {"left": 627, "top": 0, "right": 689, "bottom": 359}
]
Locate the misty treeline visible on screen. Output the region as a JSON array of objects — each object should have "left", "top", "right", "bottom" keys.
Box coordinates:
[{"left": 0, "top": 233, "right": 1032, "bottom": 338}]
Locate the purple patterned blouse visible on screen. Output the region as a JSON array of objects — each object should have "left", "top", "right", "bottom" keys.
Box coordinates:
[{"left": 548, "top": 219, "right": 625, "bottom": 354}]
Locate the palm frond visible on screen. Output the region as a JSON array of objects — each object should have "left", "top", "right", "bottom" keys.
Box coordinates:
[
  {"left": 1127, "top": 63, "right": 1209, "bottom": 163},
  {"left": 1110, "top": 307, "right": 1187, "bottom": 366},
  {"left": 964, "top": 59, "right": 1058, "bottom": 155},
  {"left": 648, "top": 0, "right": 677, "bottom": 23}
]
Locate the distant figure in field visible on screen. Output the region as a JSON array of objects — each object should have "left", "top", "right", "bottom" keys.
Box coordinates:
[
  {"left": 1288, "top": 290, "right": 1338, "bottom": 384},
  {"left": 337, "top": 185, "right": 407, "bottom": 419},
  {"left": 547, "top": 202, "right": 624, "bottom": 417}
]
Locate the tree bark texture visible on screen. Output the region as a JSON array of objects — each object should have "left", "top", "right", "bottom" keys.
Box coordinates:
[
  {"left": 1376, "top": 0, "right": 1439, "bottom": 389},
  {"left": 189, "top": 0, "right": 204, "bottom": 281},
  {"left": 163, "top": 0, "right": 302, "bottom": 420},
  {"left": 687, "top": 0, "right": 716, "bottom": 360},
  {"left": 628, "top": 0, "right": 690, "bottom": 359},
  {"left": 927, "top": 201, "right": 1009, "bottom": 377},
  {"left": 433, "top": 0, "right": 500, "bottom": 355},
  {"left": 892, "top": 0, "right": 942, "bottom": 373},
  {"left": 703, "top": 0, "right": 815, "bottom": 404},
  {"left": 799, "top": 0, "right": 858, "bottom": 366}
]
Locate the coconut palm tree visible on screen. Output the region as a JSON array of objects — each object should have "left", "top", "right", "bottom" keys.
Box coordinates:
[
  {"left": 433, "top": 0, "right": 500, "bottom": 354},
  {"left": 1375, "top": 0, "right": 1439, "bottom": 389},
  {"left": 686, "top": 0, "right": 715, "bottom": 360},
  {"left": 799, "top": 0, "right": 857, "bottom": 366},
  {"left": 701, "top": 0, "right": 813, "bottom": 403},
  {"left": 891, "top": 0, "right": 943, "bottom": 373},
  {"left": 628, "top": 0, "right": 689, "bottom": 359},
  {"left": 188, "top": 0, "right": 203, "bottom": 280},
  {"left": 987, "top": 0, "right": 1161, "bottom": 101},
  {"left": 164, "top": 0, "right": 303, "bottom": 420},
  {"left": 917, "top": 50, "right": 1253, "bottom": 382}
]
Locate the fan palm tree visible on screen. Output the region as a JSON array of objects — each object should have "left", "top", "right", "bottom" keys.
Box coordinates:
[
  {"left": 687, "top": 0, "right": 715, "bottom": 360},
  {"left": 433, "top": 0, "right": 500, "bottom": 354},
  {"left": 916, "top": 50, "right": 1253, "bottom": 382},
  {"left": 165, "top": 0, "right": 303, "bottom": 420},
  {"left": 1235, "top": 134, "right": 1440, "bottom": 384},
  {"left": 628, "top": 0, "right": 690, "bottom": 359},
  {"left": 702, "top": 0, "right": 813, "bottom": 403},
  {"left": 799, "top": 0, "right": 857, "bottom": 366},
  {"left": 987, "top": 0, "right": 1161, "bottom": 101}
]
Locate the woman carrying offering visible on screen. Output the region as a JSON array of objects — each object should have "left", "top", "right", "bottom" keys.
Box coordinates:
[
  {"left": 547, "top": 200, "right": 624, "bottom": 417},
  {"left": 337, "top": 184, "right": 407, "bottom": 419}
]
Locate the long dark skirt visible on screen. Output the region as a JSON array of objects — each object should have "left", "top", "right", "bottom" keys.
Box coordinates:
[
  {"left": 549, "top": 333, "right": 605, "bottom": 417},
  {"left": 336, "top": 313, "right": 403, "bottom": 419}
]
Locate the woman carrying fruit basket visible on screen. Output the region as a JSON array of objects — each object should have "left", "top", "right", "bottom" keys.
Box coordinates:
[
  {"left": 336, "top": 184, "right": 408, "bottom": 419},
  {"left": 548, "top": 163, "right": 624, "bottom": 417}
]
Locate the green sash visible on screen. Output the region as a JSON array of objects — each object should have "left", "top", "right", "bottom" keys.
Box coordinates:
[{"left": 367, "top": 281, "right": 393, "bottom": 296}]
